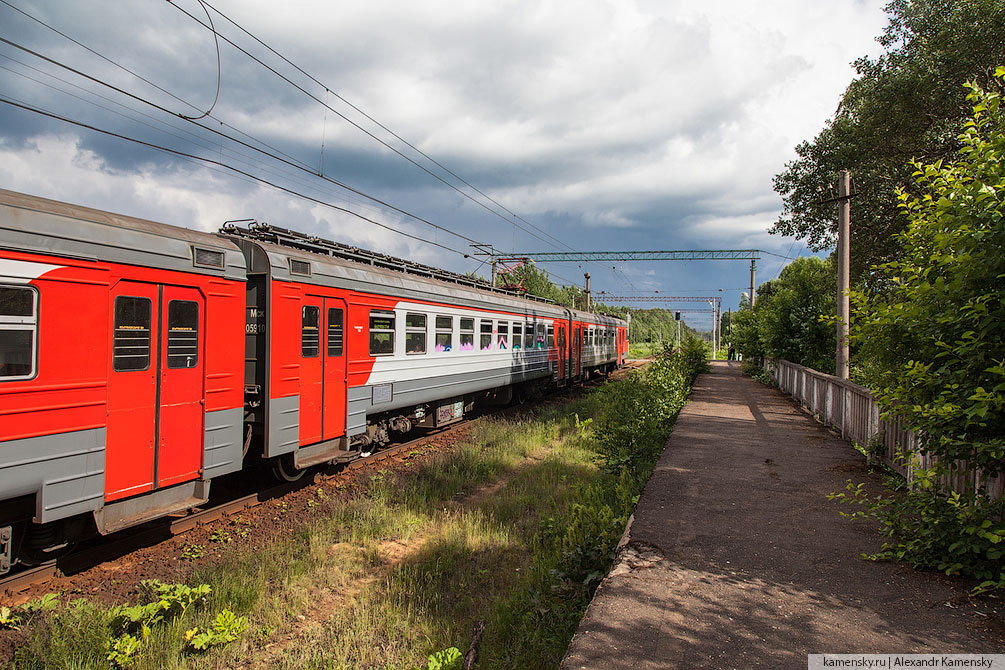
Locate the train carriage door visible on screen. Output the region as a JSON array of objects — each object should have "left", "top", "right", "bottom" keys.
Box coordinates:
[
  {"left": 556, "top": 322, "right": 566, "bottom": 380},
  {"left": 299, "top": 296, "right": 323, "bottom": 445},
  {"left": 107, "top": 282, "right": 159, "bottom": 501},
  {"left": 322, "top": 298, "right": 347, "bottom": 441},
  {"left": 156, "top": 286, "right": 206, "bottom": 488},
  {"left": 573, "top": 324, "right": 583, "bottom": 377}
]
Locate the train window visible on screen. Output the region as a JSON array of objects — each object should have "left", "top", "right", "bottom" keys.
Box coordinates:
[
  {"left": 328, "top": 308, "right": 344, "bottom": 357},
  {"left": 546, "top": 324, "right": 554, "bottom": 348},
  {"left": 113, "top": 296, "right": 152, "bottom": 372},
  {"left": 479, "top": 320, "right": 493, "bottom": 350},
  {"left": 557, "top": 327, "right": 566, "bottom": 349},
  {"left": 0, "top": 286, "right": 37, "bottom": 380},
  {"left": 535, "top": 323, "right": 546, "bottom": 349},
  {"left": 405, "top": 313, "right": 426, "bottom": 355},
  {"left": 302, "top": 306, "right": 320, "bottom": 357},
  {"left": 369, "top": 311, "right": 395, "bottom": 356},
  {"left": 460, "top": 318, "right": 474, "bottom": 351},
  {"left": 512, "top": 323, "right": 522, "bottom": 350},
  {"left": 497, "top": 322, "right": 509, "bottom": 350},
  {"left": 435, "top": 315, "right": 452, "bottom": 352},
  {"left": 524, "top": 323, "right": 534, "bottom": 349},
  {"left": 167, "top": 300, "right": 199, "bottom": 368}
]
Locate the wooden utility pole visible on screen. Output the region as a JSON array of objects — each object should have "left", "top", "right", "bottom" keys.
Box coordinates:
[
  {"left": 836, "top": 170, "right": 851, "bottom": 380},
  {"left": 716, "top": 299, "right": 721, "bottom": 359}
]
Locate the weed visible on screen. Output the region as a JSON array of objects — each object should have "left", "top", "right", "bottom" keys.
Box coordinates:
[
  {"left": 184, "top": 609, "right": 248, "bottom": 652},
  {"left": 210, "top": 529, "right": 232, "bottom": 544},
  {"left": 410, "top": 646, "right": 462, "bottom": 670},
  {"left": 0, "top": 592, "right": 58, "bottom": 630},
  {"left": 106, "top": 631, "right": 142, "bottom": 668},
  {"left": 181, "top": 543, "right": 205, "bottom": 561}
]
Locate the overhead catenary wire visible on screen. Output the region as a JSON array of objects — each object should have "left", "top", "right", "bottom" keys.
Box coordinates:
[
  {"left": 164, "top": 0, "right": 566, "bottom": 254},
  {"left": 0, "top": 34, "right": 497, "bottom": 254},
  {"left": 0, "top": 94, "right": 475, "bottom": 259},
  {"left": 193, "top": 0, "right": 639, "bottom": 293},
  {"left": 177, "top": 0, "right": 222, "bottom": 121},
  {"left": 193, "top": 0, "right": 578, "bottom": 255},
  {"left": 0, "top": 55, "right": 355, "bottom": 200}
]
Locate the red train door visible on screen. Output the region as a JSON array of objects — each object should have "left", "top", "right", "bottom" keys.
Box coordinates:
[
  {"left": 299, "top": 297, "right": 323, "bottom": 445},
  {"left": 573, "top": 324, "right": 583, "bottom": 377},
  {"left": 156, "top": 287, "right": 205, "bottom": 488},
  {"left": 107, "top": 283, "right": 159, "bottom": 501},
  {"left": 106, "top": 283, "right": 206, "bottom": 501},
  {"left": 323, "top": 299, "right": 347, "bottom": 441},
  {"left": 556, "top": 322, "right": 566, "bottom": 380}
]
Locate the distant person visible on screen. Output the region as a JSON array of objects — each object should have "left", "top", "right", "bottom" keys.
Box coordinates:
[{"left": 728, "top": 343, "right": 735, "bottom": 361}]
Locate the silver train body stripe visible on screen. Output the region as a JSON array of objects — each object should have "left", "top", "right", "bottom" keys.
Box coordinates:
[
  {"left": 202, "top": 407, "right": 244, "bottom": 479},
  {"left": 266, "top": 395, "right": 300, "bottom": 457},
  {"left": 0, "top": 428, "right": 106, "bottom": 524},
  {"left": 346, "top": 354, "right": 558, "bottom": 434}
]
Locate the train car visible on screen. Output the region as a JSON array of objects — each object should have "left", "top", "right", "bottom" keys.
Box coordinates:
[
  {"left": 0, "top": 189, "right": 246, "bottom": 571},
  {"left": 222, "top": 224, "right": 579, "bottom": 477},
  {"left": 568, "top": 309, "right": 624, "bottom": 378}
]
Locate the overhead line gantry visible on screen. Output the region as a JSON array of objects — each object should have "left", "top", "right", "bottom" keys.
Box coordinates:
[{"left": 473, "top": 249, "right": 762, "bottom": 307}]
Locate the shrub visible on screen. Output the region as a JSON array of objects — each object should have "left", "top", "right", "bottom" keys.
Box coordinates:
[
  {"left": 593, "top": 339, "right": 707, "bottom": 485},
  {"left": 844, "top": 70, "right": 1005, "bottom": 590}
]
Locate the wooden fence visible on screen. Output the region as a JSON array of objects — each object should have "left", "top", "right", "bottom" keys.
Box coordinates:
[{"left": 769, "top": 358, "right": 1003, "bottom": 499}]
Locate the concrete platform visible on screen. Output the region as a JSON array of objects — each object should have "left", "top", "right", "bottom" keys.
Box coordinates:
[{"left": 562, "top": 361, "right": 1003, "bottom": 669}]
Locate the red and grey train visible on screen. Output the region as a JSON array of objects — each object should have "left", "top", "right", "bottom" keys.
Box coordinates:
[{"left": 0, "top": 188, "right": 627, "bottom": 573}]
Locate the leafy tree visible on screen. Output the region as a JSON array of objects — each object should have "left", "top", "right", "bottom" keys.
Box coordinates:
[
  {"left": 730, "top": 306, "right": 764, "bottom": 362},
  {"left": 732, "top": 256, "right": 837, "bottom": 371},
  {"left": 851, "top": 70, "right": 1005, "bottom": 480},
  {"left": 772, "top": 0, "right": 1005, "bottom": 281}
]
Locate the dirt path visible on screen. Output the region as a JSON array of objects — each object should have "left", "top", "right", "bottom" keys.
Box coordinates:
[{"left": 563, "top": 361, "right": 1004, "bottom": 669}]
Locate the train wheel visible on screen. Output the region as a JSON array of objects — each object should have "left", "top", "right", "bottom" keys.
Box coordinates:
[{"left": 271, "top": 454, "right": 306, "bottom": 482}]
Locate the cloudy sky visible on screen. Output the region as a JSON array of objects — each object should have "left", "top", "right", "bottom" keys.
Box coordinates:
[{"left": 0, "top": 0, "right": 889, "bottom": 326}]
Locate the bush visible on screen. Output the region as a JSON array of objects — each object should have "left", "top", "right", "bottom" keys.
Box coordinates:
[
  {"left": 832, "top": 466, "right": 1005, "bottom": 592},
  {"left": 740, "top": 359, "right": 776, "bottom": 387},
  {"left": 593, "top": 339, "right": 708, "bottom": 485},
  {"left": 844, "top": 70, "right": 1005, "bottom": 590},
  {"left": 852, "top": 71, "right": 1005, "bottom": 480}
]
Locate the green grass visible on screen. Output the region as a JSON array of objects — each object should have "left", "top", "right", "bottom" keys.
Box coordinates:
[{"left": 9, "top": 354, "right": 702, "bottom": 669}]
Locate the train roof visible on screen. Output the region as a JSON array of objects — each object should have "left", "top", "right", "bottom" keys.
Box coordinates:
[
  {"left": 222, "top": 224, "right": 626, "bottom": 326},
  {"left": 0, "top": 189, "right": 245, "bottom": 281},
  {"left": 232, "top": 233, "right": 569, "bottom": 319},
  {"left": 569, "top": 308, "right": 624, "bottom": 326}
]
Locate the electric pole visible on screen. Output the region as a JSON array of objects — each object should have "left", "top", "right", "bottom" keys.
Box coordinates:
[
  {"left": 749, "top": 260, "right": 756, "bottom": 308},
  {"left": 584, "top": 272, "right": 591, "bottom": 311},
  {"left": 836, "top": 170, "right": 851, "bottom": 380}
]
